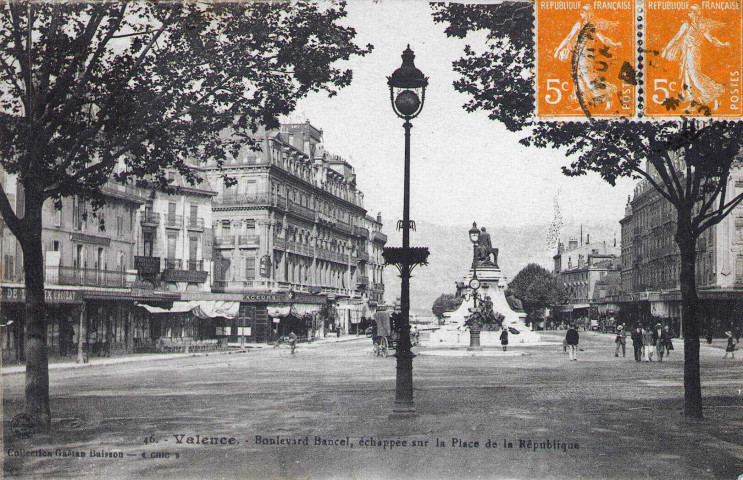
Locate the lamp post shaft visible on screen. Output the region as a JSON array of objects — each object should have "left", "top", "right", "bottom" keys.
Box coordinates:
[
  {"left": 469, "top": 243, "right": 482, "bottom": 351},
  {"left": 393, "top": 120, "right": 415, "bottom": 416}
]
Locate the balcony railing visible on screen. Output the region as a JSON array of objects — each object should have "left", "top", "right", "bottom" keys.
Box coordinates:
[
  {"left": 50, "top": 266, "right": 133, "bottom": 288},
  {"left": 165, "top": 214, "right": 183, "bottom": 229},
  {"left": 353, "top": 226, "right": 370, "bottom": 238},
  {"left": 164, "top": 258, "right": 183, "bottom": 270},
  {"left": 285, "top": 199, "right": 316, "bottom": 222},
  {"left": 213, "top": 193, "right": 271, "bottom": 208},
  {"left": 335, "top": 220, "right": 353, "bottom": 235},
  {"left": 238, "top": 235, "right": 260, "bottom": 247},
  {"left": 140, "top": 211, "right": 160, "bottom": 226},
  {"left": 372, "top": 231, "right": 387, "bottom": 243},
  {"left": 186, "top": 217, "right": 204, "bottom": 230},
  {"left": 355, "top": 251, "right": 370, "bottom": 263},
  {"left": 356, "top": 275, "right": 369, "bottom": 286},
  {"left": 162, "top": 259, "right": 208, "bottom": 283},
  {"left": 214, "top": 235, "right": 235, "bottom": 247}
]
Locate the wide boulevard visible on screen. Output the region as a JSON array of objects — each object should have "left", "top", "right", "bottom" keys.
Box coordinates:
[{"left": 3, "top": 331, "right": 742, "bottom": 479}]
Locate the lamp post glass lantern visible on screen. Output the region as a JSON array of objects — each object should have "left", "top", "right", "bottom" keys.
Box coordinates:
[{"left": 387, "top": 46, "right": 427, "bottom": 417}]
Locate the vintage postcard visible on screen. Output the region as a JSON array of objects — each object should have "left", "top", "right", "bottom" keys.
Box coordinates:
[{"left": 1, "top": 1, "right": 742, "bottom": 479}]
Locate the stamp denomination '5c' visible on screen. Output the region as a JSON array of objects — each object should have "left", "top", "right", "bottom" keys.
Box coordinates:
[
  {"left": 645, "top": 2, "right": 742, "bottom": 117},
  {"left": 537, "top": 1, "right": 636, "bottom": 119}
]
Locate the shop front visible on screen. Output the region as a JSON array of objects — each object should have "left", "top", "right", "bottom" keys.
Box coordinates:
[
  {"left": 1, "top": 286, "right": 83, "bottom": 362},
  {"left": 241, "top": 291, "right": 327, "bottom": 343}
]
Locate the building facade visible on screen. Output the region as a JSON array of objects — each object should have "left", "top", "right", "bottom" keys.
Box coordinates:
[
  {"left": 0, "top": 120, "right": 387, "bottom": 359},
  {"left": 616, "top": 163, "right": 743, "bottom": 335},
  {"left": 203, "top": 121, "right": 384, "bottom": 343},
  {"left": 0, "top": 173, "right": 179, "bottom": 362},
  {"left": 366, "top": 214, "right": 387, "bottom": 306},
  {"left": 552, "top": 236, "right": 621, "bottom": 323}
]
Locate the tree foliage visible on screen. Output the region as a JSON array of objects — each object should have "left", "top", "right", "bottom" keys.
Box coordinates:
[
  {"left": 507, "top": 263, "right": 565, "bottom": 321},
  {"left": 0, "top": 0, "right": 371, "bottom": 231},
  {"left": 0, "top": 0, "right": 370, "bottom": 424},
  {"left": 431, "top": 1, "right": 743, "bottom": 418},
  {"left": 432, "top": 293, "right": 463, "bottom": 320}
]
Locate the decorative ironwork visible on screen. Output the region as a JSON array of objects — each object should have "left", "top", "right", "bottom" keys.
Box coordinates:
[
  {"left": 382, "top": 246, "right": 429, "bottom": 275},
  {"left": 396, "top": 220, "right": 416, "bottom": 232}
]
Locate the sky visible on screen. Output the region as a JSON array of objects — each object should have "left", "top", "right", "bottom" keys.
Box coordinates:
[{"left": 291, "top": 0, "right": 635, "bottom": 235}]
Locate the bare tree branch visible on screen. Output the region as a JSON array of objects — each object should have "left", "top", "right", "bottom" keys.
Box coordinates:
[
  {"left": 55, "top": 7, "right": 176, "bottom": 175},
  {"left": 0, "top": 177, "right": 22, "bottom": 239},
  {"left": 697, "top": 191, "right": 743, "bottom": 233},
  {"left": 630, "top": 164, "right": 678, "bottom": 206}
]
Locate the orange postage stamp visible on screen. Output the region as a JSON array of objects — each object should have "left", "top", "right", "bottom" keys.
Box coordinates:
[
  {"left": 645, "top": 2, "right": 742, "bottom": 118},
  {"left": 536, "top": 1, "right": 636, "bottom": 119}
]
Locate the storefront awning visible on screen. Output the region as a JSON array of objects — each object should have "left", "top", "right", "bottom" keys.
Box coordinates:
[
  {"left": 292, "top": 303, "right": 323, "bottom": 316},
  {"left": 267, "top": 305, "right": 292, "bottom": 318},
  {"left": 136, "top": 301, "right": 239, "bottom": 319}
]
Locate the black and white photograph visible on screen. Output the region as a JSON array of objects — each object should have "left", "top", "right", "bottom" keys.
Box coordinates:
[{"left": 1, "top": 1, "right": 742, "bottom": 479}]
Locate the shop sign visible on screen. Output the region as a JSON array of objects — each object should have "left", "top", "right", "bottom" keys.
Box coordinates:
[
  {"left": 1, "top": 287, "right": 82, "bottom": 304},
  {"left": 242, "top": 292, "right": 326, "bottom": 304},
  {"left": 70, "top": 232, "right": 111, "bottom": 246}
]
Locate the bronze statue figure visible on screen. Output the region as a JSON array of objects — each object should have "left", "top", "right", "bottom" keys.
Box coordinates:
[{"left": 475, "top": 227, "right": 499, "bottom": 268}]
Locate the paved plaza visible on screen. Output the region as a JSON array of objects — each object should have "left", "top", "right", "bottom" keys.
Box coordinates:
[{"left": 3, "top": 331, "right": 742, "bottom": 479}]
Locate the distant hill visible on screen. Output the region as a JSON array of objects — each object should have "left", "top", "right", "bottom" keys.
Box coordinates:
[{"left": 381, "top": 220, "right": 619, "bottom": 316}]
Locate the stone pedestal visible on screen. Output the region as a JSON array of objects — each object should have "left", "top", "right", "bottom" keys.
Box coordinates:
[
  {"left": 467, "top": 325, "right": 482, "bottom": 351},
  {"left": 426, "top": 266, "right": 541, "bottom": 346}
]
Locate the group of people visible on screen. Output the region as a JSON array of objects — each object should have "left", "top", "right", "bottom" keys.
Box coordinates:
[
  {"left": 562, "top": 322, "right": 675, "bottom": 362},
  {"left": 625, "top": 324, "right": 673, "bottom": 362}
]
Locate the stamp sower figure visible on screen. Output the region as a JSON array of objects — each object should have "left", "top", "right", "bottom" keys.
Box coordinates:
[
  {"left": 565, "top": 324, "right": 579, "bottom": 361},
  {"left": 661, "top": 5, "right": 729, "bottom": 108},
  {"left": 553, "top": 5, "right": 622, "bottom": 111}
]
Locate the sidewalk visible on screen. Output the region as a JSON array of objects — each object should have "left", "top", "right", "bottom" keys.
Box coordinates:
[
  {"left": 1, "top": 349, "right": 249, "bottom": 376},
  {"left": 1, "top": 334, "right": 368, "bottom": 376}
]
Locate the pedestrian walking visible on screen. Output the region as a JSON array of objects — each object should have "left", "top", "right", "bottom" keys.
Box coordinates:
[
  {"left": 566, "top": 324, "right": 579, "bottom": 361},
  {"left": 642, "top": 327, "right": 654, "bottom": 361},
  {"left": 663, "top": 325, "right": 674, "bottom": 356},
  {"left": 500, "top": 327, "right": 509, "bottom": 352},
  {"left": 614, "top": 325, "right": 627, "bottom": 357},
  {"left": 654, "top": 323, "right": 666, "bottom": 362},
  {"left": 631, "top": 326, "right": 643, "bottom": 362},
  {"left": 706, "top": 328, "right": 713, "bottom": 344},
  {"left": 734, "top": 326, "right": 741, "bottom": 344},
  {"left": 724, "top": 331, "right": 736, "bottom": 359},
  {"left": 104, "top": 328, "right": 114, "bottom": 357}
]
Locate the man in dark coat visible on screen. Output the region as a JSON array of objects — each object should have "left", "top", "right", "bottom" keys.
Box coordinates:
[
  {"left": 565, "top": 324, "right": 579, "bottom": 361},
  {"left": 631, "top": 327, "right": 643, "bottom": 362}
]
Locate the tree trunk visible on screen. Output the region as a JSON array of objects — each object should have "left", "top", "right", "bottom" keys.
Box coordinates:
[
  {"left": 676, "top": 224, "right": 703, "bottom": 418},
  {"left": 22, "top": 219, "right": 51, "bottom": 425}
]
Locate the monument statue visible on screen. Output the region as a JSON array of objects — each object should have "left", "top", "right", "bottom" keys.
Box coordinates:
[{"left": 475, "top": 226, "right": 499, "bottom": 268}]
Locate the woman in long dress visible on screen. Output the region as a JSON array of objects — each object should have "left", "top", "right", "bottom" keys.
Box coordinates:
[
  {"left": 553, "top": 5, "right": 622, "bottom": 110},
  {"left": 661, "top": 6, "right": 729, "bottom": 107}
]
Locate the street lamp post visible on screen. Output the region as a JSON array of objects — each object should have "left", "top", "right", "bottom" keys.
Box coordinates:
[
  {"left": 387, "top": 45, "right": 428, "bottom": 418},
  {"left": 468, "top": 222, "right": 482, "bottom": 350}
]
